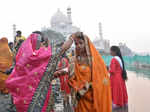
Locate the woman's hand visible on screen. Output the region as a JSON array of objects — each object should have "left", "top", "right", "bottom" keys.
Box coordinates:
[
  {"left": 61, "top": 35, "right": 74, "bottom": 54},
  {"left": 53, "top": 70, "right": 68, "bottom": 78},
  {"left": 53, "top": 71, "right": 61, "bottom": 78}
]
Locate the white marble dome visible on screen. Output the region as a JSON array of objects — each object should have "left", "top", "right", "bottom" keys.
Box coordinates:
[
  {"left": 50, "top": 8, "right": 80, "bottom": 38},
  {"left": 51, "top": 9, "right": 69, "bottom": 27}
]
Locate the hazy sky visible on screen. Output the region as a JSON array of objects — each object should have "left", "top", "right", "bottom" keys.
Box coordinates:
[{"left": 0, "top": 0, "right": 150, "bottom": 53}]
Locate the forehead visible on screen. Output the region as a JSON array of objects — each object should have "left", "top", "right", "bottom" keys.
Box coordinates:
[{"left": 74, "top": 37, "right": 84, "bottom": 43}]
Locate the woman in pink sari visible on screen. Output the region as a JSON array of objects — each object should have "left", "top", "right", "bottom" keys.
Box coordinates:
[{"left": 6, "top": 32, "right": 53, "bottom": 112}]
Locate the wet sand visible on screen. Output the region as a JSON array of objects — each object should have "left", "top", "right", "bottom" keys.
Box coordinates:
[{"left": 127, "top": 71, "right": 150, "bottom": 112}]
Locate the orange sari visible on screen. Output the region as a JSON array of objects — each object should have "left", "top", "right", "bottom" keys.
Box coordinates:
[
  {"left": 0, "top": 38, "right": 13, "bottom": 93},
  {"left": 69, "top": 36, "right": 112, "bottom": 112}
]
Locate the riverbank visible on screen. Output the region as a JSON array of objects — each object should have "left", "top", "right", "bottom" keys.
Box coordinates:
[
  {"left": 127, "top": 71, "right": 150, "bottom": 112},
  {"left": 132, "top": 62, "right": 150, "bottom": 69}
]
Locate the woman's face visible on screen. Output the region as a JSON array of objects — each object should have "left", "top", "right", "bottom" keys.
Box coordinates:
[
  {"left": 110, "top": 50, "right": 116, "bottom": 56},
  {"left": 40, "top": 42, "right": 44, "bottom": 47},
  {"left": 41, "top": 40, "right": 49, "bottom": 47},
  {"left": 9, "top": 44, "right": 13, "bottom": 49},
  {"left": 74, "top": 37, "right": 86, "bottom": 54}
]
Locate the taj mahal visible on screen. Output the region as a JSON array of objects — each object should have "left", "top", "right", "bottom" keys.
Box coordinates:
[
  {"left": 12, "top": 7, "right": 131, "bottom": 55},
  {"left": 47, "top": 7, "right": 110, "bottom": 53},
  {"left": 93, "top": 23, "right": 110, "bottom": 54},
  {"left": 50, "top": 7, "right": 80, "bottom": 37}
]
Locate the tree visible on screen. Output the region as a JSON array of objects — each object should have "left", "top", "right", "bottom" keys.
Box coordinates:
[{"left": 41, "top": 28, "right": 66, "bottom": 42}]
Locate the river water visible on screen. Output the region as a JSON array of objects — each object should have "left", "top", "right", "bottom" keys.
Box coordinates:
[{"left": 126, "top": 71, "right": 150, "bottom": 112}]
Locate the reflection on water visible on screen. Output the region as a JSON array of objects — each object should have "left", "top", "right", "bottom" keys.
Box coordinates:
[
  {"left": 113, "top": 106, "right": 128, "bottom": 112},
  {"left": 127, "top": 66, "right": 150, "bottom": 79},
  {"left": 113, "top": 70, "right": 150, "bottom": 112},
  {"left": 126, "top": 71, "right": 150, "bottom": 112}
]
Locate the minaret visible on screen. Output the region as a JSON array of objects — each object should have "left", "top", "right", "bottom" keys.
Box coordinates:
[
  {"left": 67, "top": 7, "right": 72, "bottom": 25},
  {"left": 99, "top": 22, "right": 103, "bottom": 40},
  {"left": 13, "top": 24, "right": 16, "bottom": 39}
]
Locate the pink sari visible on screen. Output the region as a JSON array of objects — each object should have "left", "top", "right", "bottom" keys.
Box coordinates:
[{"left": 6, "top": 34, "right": 52, "bottom": 112}]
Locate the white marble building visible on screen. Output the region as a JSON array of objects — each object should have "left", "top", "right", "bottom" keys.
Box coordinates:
[
  {"left": 119, "top": 42, "right": 133, "bottom": 56},
  {"left": 93, "top": 23, "right": 110, "bottom": 53},
  {"left": 50, "top": 7, "right": 80, "bottom": 38}
]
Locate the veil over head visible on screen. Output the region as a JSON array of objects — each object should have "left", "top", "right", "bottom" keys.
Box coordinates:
[{"left": 6, "top": 34, "right": 52, "bottom": 112}]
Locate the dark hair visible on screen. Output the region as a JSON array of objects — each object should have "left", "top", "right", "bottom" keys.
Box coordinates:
[
  {"left": 43, "top": 37, "right": 49, "bottom": 47},
  {"left": 110, "top": 46, "right": 128, "bottom": 81},
  {"left": 72, "top": 50, "right": 75, "bottom": 56},
  {"left": 32, "top": 31, "right": 42, "bottom": 35},
  {"left": 58, "top": 50, "right": 68, "bottom": 62},
  {"left": 8, "top": 42, "right": 13, "bottom": 50},
  {"left": 32, "top": 31, "right": 44, "bottom": 42},
  {"left": 8, "top": 42, "right": 13, "bottom": 46},
  {"left": 74, "top": 32, "right": 84, "bottom": 40},
  {"left": 16, "top": 30, "right": 22, "bottom": 35}
]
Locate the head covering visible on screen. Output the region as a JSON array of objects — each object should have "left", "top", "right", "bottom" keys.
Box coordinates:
[
  {"left": 0, "top": 37, "right": 13, "bottom": 93},
  {"left": 86, "top": 36, "right": 112, "bottom": 112},
  {"left": 6, "top": 34, "right": 52, "bottom": 112}
]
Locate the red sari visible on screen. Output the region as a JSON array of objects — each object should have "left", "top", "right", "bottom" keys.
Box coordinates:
[
  {"left": 58, "top": 57, "right": 70, "bottom": 94},
  {"left": 109, "top": 57, "right": 128, "bottom": 107}
]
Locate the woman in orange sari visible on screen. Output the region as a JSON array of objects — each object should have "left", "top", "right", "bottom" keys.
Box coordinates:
[
  {"left": 55, "top": 32, "right": 112, "bottom": 112},
  {"left": 0, "top": 38, "right": 13, "bottom": 94}
]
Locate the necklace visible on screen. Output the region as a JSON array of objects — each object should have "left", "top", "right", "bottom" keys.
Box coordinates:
[{"left": 77, "top": 56, "right": 89, "bottom": 65}]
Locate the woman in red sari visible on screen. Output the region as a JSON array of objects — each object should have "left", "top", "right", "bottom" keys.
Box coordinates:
[
  {"left": 58, "top": 55, "right": 70, "bottom": 93},
  {"left": 57, "top": 44, "right": 70, "bottom": 95},
  {"left": 109, "top": 46, "right": 128, "bottom": 109},
  {"left": 57, "top": 53, "right": 73, "bottom": 111}
]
